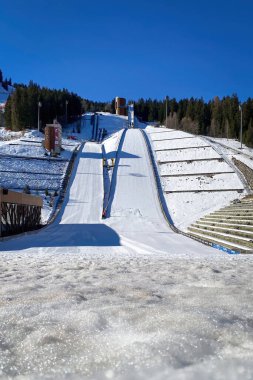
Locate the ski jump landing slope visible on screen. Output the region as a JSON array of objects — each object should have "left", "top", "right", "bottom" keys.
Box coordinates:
[
  {"left": 105, "top": 129, "right": 214, "bottom": 255},
  {"left": 1, "top": 131, "right": 214, "bottom": 256}
]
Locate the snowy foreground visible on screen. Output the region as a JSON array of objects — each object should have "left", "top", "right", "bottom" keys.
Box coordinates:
[
  {"left": 1, "top": 252, "right": 253, "bottom": 380},
  {"left": 0, "top": 124, "right": 253, "bottom": 379}
]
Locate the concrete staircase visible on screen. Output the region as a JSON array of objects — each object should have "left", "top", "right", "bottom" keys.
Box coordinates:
[{"left": 188, "top": 195, "right": 253, "bottom": 253}]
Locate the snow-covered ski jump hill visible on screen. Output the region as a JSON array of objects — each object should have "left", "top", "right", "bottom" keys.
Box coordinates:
[{"left": 0, "top": 113, "right": 253, "bottom": 380}]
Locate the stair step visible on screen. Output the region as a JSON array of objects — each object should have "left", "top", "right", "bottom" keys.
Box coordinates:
[
  {"left": 221, "top": 207, "right": 253, "bottom": 211},
  {"left": 208, "top": 214, "right": 253, "bottom": 219},
  {"left": 188, "top": 226, "right": 253, "bottom": 248},
  {"left": 202, "top": 216, "right": 253, "bottom": 221},
  {"left": 212, "top": 211, "right": 253, "bottom": 215},
  {"left": 197, "top": 221, "right": 253, "bottom": 230},
  {"left": 188, "top": 232, "right": 253, "bottom": 253},
  {"left": 193, "top": 223, "right": 253, "bottom": 237}
]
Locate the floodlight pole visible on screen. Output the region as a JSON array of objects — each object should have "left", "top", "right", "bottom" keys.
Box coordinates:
[
  {"left": 38, "top": 101, "right": 42, "bottom": 133},
  {"left": 239, "top": 104, "right": 243, "bottom": 149},
  {"left": 65, "top": 100, "right": 69, "bottom": 125},
  {"left": 165, "top": 96, "right": 168, "bottom": 127}
]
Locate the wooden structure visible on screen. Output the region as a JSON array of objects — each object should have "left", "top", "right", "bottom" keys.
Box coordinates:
[
  {"left": 0, "top": 188, "right": 43, "bottom": 237},
  {"left": 44, "top": 123, "right": 62, "bottom": 154},
  {"left": 115, "top": 97, "right": 126, "bottom": 116}
]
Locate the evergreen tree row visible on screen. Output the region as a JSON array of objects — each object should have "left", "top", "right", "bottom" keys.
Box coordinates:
[
  {"left": 0, "top": 69, "right": 12, "bottom": 90},
  {"left": 1, "top": 67, "right": 252, "bottom": 146},
  {"left": 4, "top": 81, "right": 82, "bottom": 131},
  {"left": 132, "top": 95, "right": 253, "bottom": 147}
]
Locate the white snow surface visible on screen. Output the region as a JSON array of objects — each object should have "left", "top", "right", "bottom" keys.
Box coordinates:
[
  {"left": 103, "top": 129, "right": 124, "bottom": 160},
  {"left": 205, "top": 137, "right": 253, "bottom": 171},
  {"left": 149, "top": 129, "right": 193, "bottom": 141},
  {"left": 160, "top": 160, "right": 233, "bottom": 176},
  {"left": 146, "top": 127, "right": 247, "bottom": 230},
  {"left": 212, "top": 138, "right": 253, "bottom": 157},
  {"left": 162, "top": 173, "right": 243, "bottom": 192},
  {"left": 156, "top": 147, "right": 220, "bottom": 163},
  {"left": 153, "top": 136, "right": 208, "bottom": 151},
  {"left": 0, "top": 127, "right": 23, "bottom": 141},
  {"left": 167, "top": 191, "right": 244, "bottom": 231},
  {"left": 1, "top": 121, "right": 253, "bottom": 379}
]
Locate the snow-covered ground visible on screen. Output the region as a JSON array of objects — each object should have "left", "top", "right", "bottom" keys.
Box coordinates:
[
  {"left": 103, "top": 129, "right": 124, "bottom": 161},
  {"left": 207, "top": 137, "right": 253, "bottom": 171},
  {"left": 153, "top": 136, "right": 208, "bottom": 151},
  {"left": 1, "top": 251, "right": 253, "bottom": 380},
  {"left": 156, "top": 146, "right": 220, "bottom": 163},
  {"left": 146, "top": 127, "right": 247, "bottom": 230},
  {"left": 166, "top": 191, "right": 242, "bottom": 230},
  {"left": 212, "top": 138, "right": 253, "bottom": 157},
  {"left": 0, "top": 127, "right": 23, "bottom": 141},
  {"left": 1, "top": 116, "right": 253, "bottom": 379},
  {"left": 160, "top": 160, "right": 233, "bottom": 176},
  {"left": 162, "top": 173, "right": 243, "bottom": 192},
  {"left": 150, "top": 130, "right": 192, "bottom": 141},
  {"left": 0, "top": 127, "right": 81, "bottom": 223}
]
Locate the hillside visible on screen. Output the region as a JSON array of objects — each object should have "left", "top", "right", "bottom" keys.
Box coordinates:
[{"left": 0, "top": 113, "right": 253, "bottom": 380}]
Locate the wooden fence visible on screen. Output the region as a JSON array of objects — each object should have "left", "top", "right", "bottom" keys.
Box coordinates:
[{"left": 0, "top": 188, "right": 43, "bottom": 237}]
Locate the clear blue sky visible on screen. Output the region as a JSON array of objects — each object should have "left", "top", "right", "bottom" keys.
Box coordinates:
[{"left": 0, "top": 0, "right": 252, "bottom": 101}]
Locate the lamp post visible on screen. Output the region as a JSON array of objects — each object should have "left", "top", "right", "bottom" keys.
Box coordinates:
[
  {"left": 239, "top": 104, "right": 243, "bottom": 149},
  {"left": 38, "top": 101, "right": 42, "bottom": 133},
  {"left": 65, "top": 100, "right": 69, "bottom": 125},
  {"left": 165, "top": 95, "right": 168, "bottom": 128}
]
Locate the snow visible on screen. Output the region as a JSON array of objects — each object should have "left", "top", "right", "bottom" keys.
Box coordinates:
[
  {"left": 234, "top": 155, "right": 253, "bottom": 171},
  {"left": 160, "top": 160, "right": 233, "bottom": 176},
  {"left": 103, "top": 129, "right": 124, "bottom": 160},
  {"left": 147, "top": 128, "right": 192, "bottom": 141},
  {"left": 211, "top": 138, "right": 253, "bottom": 157},
  {"left": 0, "top": 149, "right": 69, "bottom": 193},
  {"left": 0, "top": 127, "right": 23, "bottom": 141},
  {"left": 194, "top": 223, "right": 253, "bottom": 236},
  {"left": 156, "top": 147, "right": 220, "bottom": 163},
  {"left": 0, "top": 142, "right": 47, "bottom": 157},
  {"left": 1, "top": 251, "right": 253, "bottom": 380},
  {"left": 188, "top": 231, "right": 253, "bottom": 251},
  {"left": 0, "top": 135, "right": 78, "bottom": 160},
  {"left": 162, "top": 173, "right": 243, "bottom": 192},
  {"left": 204, "top": 137, "right": 253, "bottom": 169},
  {"left": 0, "top": 171, "right": 62, "bottom": 191},
  {"left": 164, "top": 191, "right": 242, "bottom": 231},
  {"left": 97, "top": 113, "right": 128, "bottom": 134},
  {"left": 1, "top": 117, "right": 253, "bottom": 379},
  {"left": 146, "top": 127, "right": 247, "bottom": 231},
  {"left": 0, "top": 156, "right": 66, "bottom": 175},
  {"left": 153, "top": 136, "right": 207, "bottom": 151},
  {"left": 0, "top": 128, "right": 79, "bottom": 223}
]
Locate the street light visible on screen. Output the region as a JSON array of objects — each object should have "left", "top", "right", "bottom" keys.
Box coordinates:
[
  {"left": 165, "top": 95, "right": 168, "bottom": 127},
  {"left": 65, "top": 100, "right": 69, "bottom": 125},
  {"left": 38, "top": 101, "right": 42, "bottom": 133},
  {"left": 239, "top": 104, "right": 243, "bottom": 149}
]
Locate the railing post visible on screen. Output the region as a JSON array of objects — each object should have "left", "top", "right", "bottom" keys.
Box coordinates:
[
  {"left": 0, "top": 189, "right": 2, "bottom": 237},
  {"left": 0, "top": 200, "right": 2, "bottom": 237}
]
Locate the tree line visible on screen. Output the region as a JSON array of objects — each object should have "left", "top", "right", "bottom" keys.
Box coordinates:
[
  {"left": 0, "top": 69, "right": 12, "bottom": 90},
  {"left": 132, "top": 96, "right": 253, "bottom": 147},
  {"left": 81, "top": 95, "right": 253, "bottom": 147},
  {"left": 1, "top": 68, "right": 252, "bottom": 146},
  {"left": 4, "top": 81, "right": 82, "bottom": 131}
]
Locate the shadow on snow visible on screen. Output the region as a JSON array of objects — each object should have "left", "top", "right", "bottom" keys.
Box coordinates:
[{"left": 0, "top": 224, "right": 120, "bottom": 251}]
